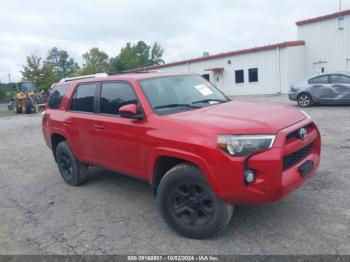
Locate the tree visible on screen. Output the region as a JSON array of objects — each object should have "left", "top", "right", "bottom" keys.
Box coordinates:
[
  {"left": 116, "top": 43, "right": 142, "bottom": 71},
  {"left": 108, "top": 57, "right": 124, "bottom": 73},
  {"left": 45, "top": 47, "right": 79, "bottom": 80},
  {"left": 0, "top": 86, "right": 5, "bottom": 99},
  {"left": 113, "top": 41, "right": 165, "bottom": 72},
  {"left": 21, "top": 54, "right": 42, "bottom": 80},
  {"left": 21, "top": 54, "right": 56, "bottom": 92},
  {"left": 81, "top": 48, "right": 110, "bottom": 74},
  {"left": 135, "top": 41, "right": 151, "bottom": 66},
  {"left": 150, "top": 42, "right": 164, "bottom": 66}
]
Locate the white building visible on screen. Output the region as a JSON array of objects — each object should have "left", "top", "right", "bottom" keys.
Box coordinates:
[{"left": 132, "top": 9, "right": 350, "bottom": 96}]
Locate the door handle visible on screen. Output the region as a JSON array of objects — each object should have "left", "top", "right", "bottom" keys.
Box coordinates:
[
  {"left": 63, "top": 120, "right": 72, "bottom": 126},
  {"left": 93, "top": 124, "right": 105, "bottom": 130}
]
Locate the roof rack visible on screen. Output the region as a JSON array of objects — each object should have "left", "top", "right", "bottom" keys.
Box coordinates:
[
  {"left": 108, "top": 70, "right": 161, "bottom": 75},
  {"left": 59, "top": 73, "right": 108, "bottom": 83}
]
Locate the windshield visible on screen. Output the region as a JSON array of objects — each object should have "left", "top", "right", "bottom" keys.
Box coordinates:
[
  {"left": 20, "top": 82, "right": 36, "bottom": 92},
  {"left": 139, "top": 75, "right": 229, "bottom": 115}
]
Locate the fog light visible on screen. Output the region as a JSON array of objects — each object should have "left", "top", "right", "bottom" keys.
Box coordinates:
[{"left": 244, "top": 170, "right": 256, "bottom": 184}]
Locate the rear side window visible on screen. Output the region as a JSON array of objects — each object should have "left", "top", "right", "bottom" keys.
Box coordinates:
[
  {"left": 69, "top": 83, "right": 96, "bottom": 113},
  {"left": 100, "top": 82, "right": 138, "bottom": 115},
  {"left": 48, "top": 85, "right": 68, "bottom": 109},
  {"left": 309, "top": 75, "right": 329, "bottom": 84},
  {"left": 330, "top": 74, "right": 350, "bottom": 84}
]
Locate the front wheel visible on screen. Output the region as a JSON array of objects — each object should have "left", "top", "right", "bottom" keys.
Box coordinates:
[
  {"left": 13, "top": 99, "right": 21, "bottom": 114},
  {"left": 22, "top": 99, "right": 32, "bottom": 114},
  {"left": 156, "top": 163, "right": 234, "bottom": 239},
  {"left": 297, "top": 93, "right": 313, "bottom": 107}
]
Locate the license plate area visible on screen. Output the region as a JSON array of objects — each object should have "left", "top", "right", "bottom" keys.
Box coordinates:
[{"left": 299, "top": 160, "right": 313, "bottom": 177}]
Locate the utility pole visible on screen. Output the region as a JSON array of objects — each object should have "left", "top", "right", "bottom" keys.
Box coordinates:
[{"left": 8, "top": 73, "right": 11, "bottom": 83}]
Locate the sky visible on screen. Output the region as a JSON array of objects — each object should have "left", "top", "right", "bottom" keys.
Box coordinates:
[{"left": 0, "top": 0, "right": 349, "bottom": 82}]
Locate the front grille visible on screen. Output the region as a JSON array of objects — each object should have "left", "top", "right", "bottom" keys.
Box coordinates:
[
  {"left": 286, "top": 123, "right": 313, "bottom": 142},
  {"left": 283, "top": 142, "right": 313, "bottom": 171}
]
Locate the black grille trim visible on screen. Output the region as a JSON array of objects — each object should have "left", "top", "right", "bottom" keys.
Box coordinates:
[{"left": 283, "top": 142, "right": 313, "bottom": 171}]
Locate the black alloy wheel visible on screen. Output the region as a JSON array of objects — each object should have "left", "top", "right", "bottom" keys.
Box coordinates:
[
  {"left": 156, "top": 163, "right": 234, "bottom": 239},
  {"left": 171, "top": 183, "right": 214, "bottom": 226},
  {"left": 55, "top": 141, "right": 90, "bottom": 186},
  {"left": 58, "top": 151, "right": 74, "bottom": 182}
]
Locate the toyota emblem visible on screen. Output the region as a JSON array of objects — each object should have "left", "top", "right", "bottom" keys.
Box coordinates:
[{"left": 298, "top": 128, "right": 307, "bottom": 140}]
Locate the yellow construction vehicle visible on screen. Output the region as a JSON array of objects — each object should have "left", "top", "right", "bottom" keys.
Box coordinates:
[{"left": 11, "top": 81, "right": 47, "bottom": 114}]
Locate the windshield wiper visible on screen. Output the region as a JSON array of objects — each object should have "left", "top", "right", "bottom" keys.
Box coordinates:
[
  {"left": 154, "top": 103, "right": 201, "bottom": 109},
  {"left": 191, "top": 98, "right": 228, "bottom": 104}
]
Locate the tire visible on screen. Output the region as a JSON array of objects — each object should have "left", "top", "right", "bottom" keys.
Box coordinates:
[
  {"left": 13, "top": 99, "right": 21, "bottom": 114},
  {"left": 23, "top": 99, "right": 32, "bottom": 114},
  {"left": 55, "top": 141, "right": 90, "bottom": 186},
  {"left": 156, "top": 163, "right": 234, "bottom": 239},
  {"left": 297, "top": 93, "right": 313, "bottom": 107}
]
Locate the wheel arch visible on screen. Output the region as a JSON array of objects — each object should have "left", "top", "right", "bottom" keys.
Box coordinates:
[
  {"left": 149, "top": 149, "right": 221, "bottom": 196},
  {"left": 297, "top": 91, "right": 313, "bottom": 100},
  {"left": 51, "top": 133, "right": 67, "bottom": 160}
]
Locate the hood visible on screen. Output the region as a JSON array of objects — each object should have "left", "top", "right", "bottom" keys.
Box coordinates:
[{"left": 166, "top": 101, "right": 306, "bottom": 134}]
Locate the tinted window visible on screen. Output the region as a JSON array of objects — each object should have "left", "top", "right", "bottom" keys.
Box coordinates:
[
  {"left": 248, "top": 68, "right": 258, "bottom": 82},
  {"left": 69, "top": 83, "right": 96, "bottom": 112},
  {"left": 100, "top": 82, "right": 138, "bottom": 115},
  {"left": 48, "top": 85, "right": 68, "bottom": 109},
  {"left": 309, "top": 75, "right": 329, "bottom": 84},
  {"left": 235, "top": 70, "right": 244, "bottom": 84},
  {"left": 330, "top": 74, "right": 350, "bottom": 84}
]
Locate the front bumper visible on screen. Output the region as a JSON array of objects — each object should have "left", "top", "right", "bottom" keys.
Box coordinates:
[
  {"left": 216, "top": 119, "right": 321, "bottom": 205},
  {"left": 288, "top": 92, "right": 298, "bottom": 101}
]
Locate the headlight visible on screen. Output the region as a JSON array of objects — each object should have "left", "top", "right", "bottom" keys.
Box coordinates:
[{"left": 217, "top": 135, "right": 276, "bottom": 156}]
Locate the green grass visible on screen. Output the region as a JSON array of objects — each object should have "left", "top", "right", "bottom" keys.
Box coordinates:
[{"left": 0, "top": 110, "right": 15, "bottom": 117}]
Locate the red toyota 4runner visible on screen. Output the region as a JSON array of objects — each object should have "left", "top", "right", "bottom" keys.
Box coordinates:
[{"left": 42, "top": 73, "right": 321, "bottom": 239}]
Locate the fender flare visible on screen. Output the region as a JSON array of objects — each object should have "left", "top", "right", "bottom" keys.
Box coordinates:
[
  {"left": 50, "top": 128, "right": 78, "bottom": 156},
  {"left": 147, "top": 147, "right": 222, "bottom": 194}
]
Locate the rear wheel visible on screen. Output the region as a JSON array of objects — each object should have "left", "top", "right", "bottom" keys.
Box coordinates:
[
  {"left": 297, "top": 93, "right": 313, "bottom": 107},
  {"left": 156, "top": 163, "right": 234, "bottom": 239},
  {"left": 55, "top": 141, "right": 90, "bottom": 186}
]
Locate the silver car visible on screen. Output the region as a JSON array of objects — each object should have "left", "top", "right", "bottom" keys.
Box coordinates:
[{"left": 289, "top": 72, "right": 350, "bottom": 107}]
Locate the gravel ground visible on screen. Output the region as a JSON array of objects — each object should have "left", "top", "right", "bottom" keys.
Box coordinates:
[
  {"left": 0, "top": 102, "right": 8, "bottom": 111},
  {"left": 0, "top": 95, "right": 349, "bottom": 255}
]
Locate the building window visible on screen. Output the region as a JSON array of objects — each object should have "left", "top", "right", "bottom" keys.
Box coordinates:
[
  {"left": 235, "top": 70, "right": 244, "bottom": 84},
  {"left": 248, "top": 68, "right": 258, "bottom": 82},
  {"left": 202, "top": 74, "right": 210, "bottom": 81}
]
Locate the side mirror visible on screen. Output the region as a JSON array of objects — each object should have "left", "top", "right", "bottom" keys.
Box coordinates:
[{"left": 119, "top": 104, "right": 144, "bottom": 120}]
